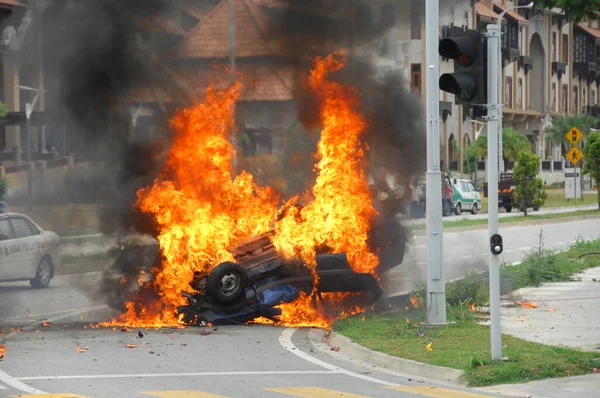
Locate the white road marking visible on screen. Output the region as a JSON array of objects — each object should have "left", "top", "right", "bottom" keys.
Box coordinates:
[
  {"left": 0, "top": 369, "right": 47, "bottom": 394},
  {"left": 279, "top": 328, "right": 400, "bottom": 387},
  {"left": 0, "top": 304, "right": 110, "bottom": 394},
  {"left": 0, "top": 383, "right": 6, "bottom": 389},
  {"left": 519, "top": 247, "right": 532, "bottom": 251},
  {"left": 17, "top": 371, "right": 337, "bottom": 381}
]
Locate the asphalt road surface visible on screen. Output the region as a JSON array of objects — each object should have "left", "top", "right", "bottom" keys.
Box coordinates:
[
  {"left": 382, "top": 217, "right": 600, "bottom": 296},
  {"left": 1, "top": 218, "right": 598, "bottom": 397}
]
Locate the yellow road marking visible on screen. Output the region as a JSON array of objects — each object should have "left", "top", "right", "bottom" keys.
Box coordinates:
[
  {"left": 263, "top": 387, "right": 370, "bottom": 397},
  {"left": 139, "top": 391, "right": 229, "bottom": 398},
  {"left": 11, "top": 395, "right": 90, "bottom": 398},
  {"left": 383, "top": 386, "right": 493, "bottom": 397}
]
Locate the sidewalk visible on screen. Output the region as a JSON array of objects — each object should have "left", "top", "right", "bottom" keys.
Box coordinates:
[
  {"left": 474, "top": 266, "right": 600, "bottom": 397},
  {"left": 478, "top": 374, "right": 600, "bottom": 398},
  {"left": 498, "top": 266, "right": 600, "bottom": 352}
]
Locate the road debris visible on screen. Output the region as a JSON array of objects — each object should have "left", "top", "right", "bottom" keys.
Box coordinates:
[
  {"left": 516, "top": 301, "right": 538, "bottom": 308},
  {"left": 126, "top": 344, "right": 137, "bottom": 348},
  {"left": 137, "top": 331, "right": 144, "bottom": 338},
  {"left": 0, "top": 344, "right": 6, "bottom": 359},
  {"left": 519, "top": 315, "right": 525, "bottom": 322},
  {"left": 41, "top": 321, "right": 52, "bottom": 327},
  {"left": 546, "top": 308, "right": 557, "bottom": 312},
  {"left": 330, "top": 346, "right": 339, "bottom": 351},
  {"left": 76, "top": 345, "right": 88, "bottom": 353},
  {"left": 200, "top": 330, "right": 211, "bottom": 336}
]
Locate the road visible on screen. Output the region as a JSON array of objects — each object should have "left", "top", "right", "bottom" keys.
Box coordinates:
[
  {"left": 1, "top": 218, "right": 599, "bottom": 397},
  {"left": 383, "top": 217, "right": 600, "bottom": 297}
]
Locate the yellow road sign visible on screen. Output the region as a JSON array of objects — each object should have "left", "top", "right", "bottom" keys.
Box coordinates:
[
  {"left": 565, "top": 146, "right": 584, "bottom": 164},
  {"left": 565, "top": 127, "right": 584, "bottom": 145}
]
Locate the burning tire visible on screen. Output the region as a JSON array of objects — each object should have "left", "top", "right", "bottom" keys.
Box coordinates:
[{"left": 207, "top": 262, "right": 249, "bottom": 306}]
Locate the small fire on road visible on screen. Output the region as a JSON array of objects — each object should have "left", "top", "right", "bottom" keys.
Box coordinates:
[{"left": 101, "top": 51, "right": 384, "bottom": 329}]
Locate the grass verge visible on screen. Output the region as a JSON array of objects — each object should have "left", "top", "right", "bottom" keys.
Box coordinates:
[
  {"left": 333, "top": 238, "right": 600, "bottom": 387},
  {"left": 411, "top": 209, "right": 600, "bottom": 232},
  {"left": 334, "top": 308, "right": 600, "bottom": 387}
]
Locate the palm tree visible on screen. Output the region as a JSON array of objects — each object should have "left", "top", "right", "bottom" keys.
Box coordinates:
[{"left": 546, "top": 114, "right": 599, "bottom": 154}]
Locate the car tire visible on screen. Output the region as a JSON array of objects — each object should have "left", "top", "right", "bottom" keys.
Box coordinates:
[
  {"left": 471, "top": 203, "right": 478, "bottom": 215},
  {"left": 30, "top": 256, "right": 53, "bottom": 289},
  {"left": 207, "top": 262, "right": 248, "bottom": 306},
  {"left": 454, "top": 202, "right": 461, "bottom": 215},
  {"left": 504, "top": 205, "right": 512, "bottom": 213}
]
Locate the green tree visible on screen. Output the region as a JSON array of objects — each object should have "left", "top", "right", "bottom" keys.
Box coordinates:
[
  {"left": 0, "top": 101, "right": 6, "bottom": 118},
  {"left": 513, "top": 151, "right": 547, "bottom": 216},
  {"left": 546, "top": 114, "right": 598, "bottom": 151},
  {"left": 533, "top": 0, "right": 600, "bottom": 22},
  {"left": 582, "top": 130, "right": 600, "bottom": 210},
  {"left": 476, "top": 128, "right": 533, "bottom": 170}
]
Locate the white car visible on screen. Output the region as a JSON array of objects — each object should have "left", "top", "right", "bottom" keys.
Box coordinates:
[{"left": 0, "top": 207, "right": 60, "bottom": 288}]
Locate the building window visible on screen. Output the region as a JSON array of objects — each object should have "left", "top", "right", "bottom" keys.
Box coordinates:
[
  {"left": 562, "top": 84, "right": 568, "bottom": 112},
  {"left": 518, "top": 78, "right": 523, "bottom": 109},
  {"left": 552, "top": 83, "right": 557, "bottom": 112},
  {"left": 410, "top": 0, "right": 421, "bottom": 39},
  {"left": 520, "top": 27, "right": 526, "bottom": 53},
  {"left": 552, "top": 32, "right": 557, "bottom": 62},
  {"left": 411, "top": 63, "right": 421, "bottom": 95},
  {"left": 562, "top": 34, "right": 569, "bottom": 63},
  {"left": 583, "top": 88, "right": 587, "bottom": 110},
  {"left": 593, "top": 89, "right": 596, "bottom": 105},
  {"left": 573, "top": 86, "right": 579, "bottom": 113},
  {"left": 505, "top": 76, "right": 513, "bottom": 108}
]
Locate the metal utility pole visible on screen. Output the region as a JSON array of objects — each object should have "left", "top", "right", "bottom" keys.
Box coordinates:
[
  {"left": 486, "top": 2, "right": 534, "bottom": 361},
  {"left": 425, "top": 0, "right": 447, "bottom": 325},
  {"left": 485, "top": 22, "right": 502, "bottom": 361}
]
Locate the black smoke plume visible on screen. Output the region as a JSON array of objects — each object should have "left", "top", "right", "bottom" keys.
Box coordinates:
[
  {"left": 41, "top": 0, "right": 174, "bottom": 238},
  {"left": 266, "top": 0, "right": 426, "bottom": 276}
]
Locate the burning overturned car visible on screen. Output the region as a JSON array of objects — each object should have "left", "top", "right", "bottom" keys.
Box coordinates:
[{"left": 104, "top": 207, "right": 406, "bottom": 326}]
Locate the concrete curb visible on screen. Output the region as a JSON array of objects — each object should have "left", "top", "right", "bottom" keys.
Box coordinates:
[{"left": 310, "top": 329, "right": 467, "bottom": 386}]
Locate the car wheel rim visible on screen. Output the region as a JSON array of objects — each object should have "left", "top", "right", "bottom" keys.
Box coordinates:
[
  {"left": 220, "top": 272, "right": 240, "bottom": 296},
  {"left": 39, "top": 261, "right": 51, "bottom": 285}
]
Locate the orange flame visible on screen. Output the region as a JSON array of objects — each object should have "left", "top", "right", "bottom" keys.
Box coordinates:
[
  {"left": 516, "top": 301, "right": 538, "bottom": 308},
  {"left": 102, "top": 51, "right": 379, "bottom": 329},
  {"left": 272, "top": 51, "right": 378, "bottom": 274},
  {"left": 0, "top": 344, "right": 5, "bottom": 359},
  {"left": 410, "top": 293, "right": 423, "bottom": 308},
  {"left": 425, "top": 342, "right": 433, "bottom": 351},
  {"left": 76, "top": 345, "right": 88, "bottom": 353}
]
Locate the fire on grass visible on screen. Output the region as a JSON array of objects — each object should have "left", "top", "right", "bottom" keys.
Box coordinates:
[{"left": 100, "top": 51, "right": 381, "bottom": 329}]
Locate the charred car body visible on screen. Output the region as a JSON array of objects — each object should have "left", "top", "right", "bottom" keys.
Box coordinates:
[{"left": 105, "top": 207, "right": 406, "bottom": 326}]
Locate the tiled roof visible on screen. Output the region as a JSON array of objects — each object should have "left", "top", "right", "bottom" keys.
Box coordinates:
[
  {"left": 494, "top": 2, "right": 528, "bottom": 23},
  {"left": 0, "top": 0, "right": 24, "bottom": 7},
  {"left": 172, "top": 0, "right": 285, "bottom": 60},
  {"left": 475, "top": 1, "right": 500, "bottom": 20},
  {"left": 173, "top": 61, "right": 295, "bottom": 101},
  {"left": 577, "top": 23, "right": 600, "bottom": 39}
]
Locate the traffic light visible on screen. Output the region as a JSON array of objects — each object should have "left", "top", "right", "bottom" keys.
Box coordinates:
[{"left": 439, "top": 30, "right": 487, "bottom": 112}]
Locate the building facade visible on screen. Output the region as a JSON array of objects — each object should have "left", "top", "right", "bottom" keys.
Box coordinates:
[{"left": 375, "top": 0, "right": 600, "bottom": 180}]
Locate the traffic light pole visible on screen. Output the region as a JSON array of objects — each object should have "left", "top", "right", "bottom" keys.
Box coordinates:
[
  {"left": 425, "top": 0, "right": 447, "bottom": 326},
  {"left": 485, "top": 23, "right": 503, "bottom": 361}
]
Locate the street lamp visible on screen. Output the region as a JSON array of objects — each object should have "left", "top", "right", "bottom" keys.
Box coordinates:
[
  {"left": 16, "top": 84, "right": 45, "bottom": 210},
  {"left": 485, "top": 1, "right": 533, "bottom": 361}
]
